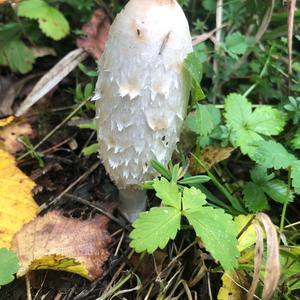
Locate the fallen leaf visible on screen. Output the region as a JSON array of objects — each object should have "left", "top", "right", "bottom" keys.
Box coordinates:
[
  {"left": 0, "top": 148, "right": 39, "bottom": 248},
  {"left": 76, "top": 9, "right": 111, "bottom": 59},
  {"left": 217, "top": 271, "right": 248, "bottom": 300},
  {"left": 189, "top": 146, "right": 234, "bottom": 174},
  {"left": 0, "top": 116, "right": 14, "bottom": 127},
  {"left": 0, "top": 117, "right": 33, "bottom": 154},
  {"left": 235, "top": 215, "right": 257, "bottom": 253},
  {"left": 11, "top": 210, "right": 111, "bottom": 280},
  {"left": 16, "top": 48, "right": 87, "bottom": 116}
]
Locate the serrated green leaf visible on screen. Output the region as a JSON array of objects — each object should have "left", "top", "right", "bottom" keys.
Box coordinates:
[
  {"left": 262, "top": 179, "right": 292, "bottom": 204},
  {"left": 183, "top": 51, "right": 205, "bottom": 102},
  {"left": 243, "top": 182, "right": 268, "bottom": 212},
  {"left": 18, "top": 0, "right": 69, "bottom": 40},
  {"left": 248, "top": 106, "right": 286, "bottom": 135},
  {"left": 291, "top": 162, "right": 300, "bottom": 194},
  {"left": 182, "top": 187, "right": 207, "bottom": 210},
  {"left": 0, "top": 248, "right": 19, "bottom": 286},
  {"left": 234, "top": 127, "right": 263, "bottom": 155},
  {"left": 225, "top": 32, "right": 248, "bottom": 56},
  {"left": 0, "top": 39, "right": 35, "bottom": 74},
  {"left": 153, "top": 178, "right": 181, "bottom": 209},
  {"left": 251, "top": 140, "right": 296, "bottom": 170},
  {"left": 224, "top": 93, "right": 251, "bottom": 130},
  {"left": 250, "top": 166, "right": 274, "bottom": 183},
  {"left": 225, "top": 94, "right": 286, "bottom": 155},
  {"left": 130, "top": 207, "right": 181, "bottom": 253},
  {"left": 187, "top": 104, "right": 221, "bottom": 136},
  {"left": 291, "top": 130, "right": 300, "bottom": 149},
  {"left": 184, "top": 207, "right": 239, "bottom": 271}
]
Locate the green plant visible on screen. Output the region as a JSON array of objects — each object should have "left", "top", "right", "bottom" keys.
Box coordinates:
[
  {"left": 130, "top": 162, "right": 238, "bottom": 271},
  {"left": 0, "top": 248, "right": 19, "bottom": 287}
]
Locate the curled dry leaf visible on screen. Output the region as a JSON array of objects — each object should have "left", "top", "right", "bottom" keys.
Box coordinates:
[
  {"left": 189, "top": 146, "right": 234, "bottom": 174},
  {"left": 11, "top": 210, "right": 111, "bottom": 280},
  {"left": 0, "top": 148, "right": 39, "bottom": 248},
  {"left": 0, "top": 116, "right": 33, "bottom": 154},
  {"left": 256, "top": 213, "right": 280, "bottom": 300},
  {"left": 76, "top": 9, "right": 111, "bottom": 59}
]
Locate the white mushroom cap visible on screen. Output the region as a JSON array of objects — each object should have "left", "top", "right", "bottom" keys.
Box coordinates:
[{"left": 95, "top": 0, "right": 192, "bottom": 191}]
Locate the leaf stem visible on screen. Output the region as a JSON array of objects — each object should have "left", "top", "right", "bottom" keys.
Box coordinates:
[
  {"left": 280, "top": 166, "right": 292, "bottom": 233},
  {"left": 191, "top": 153, "right": 245, "bottom": 213}
]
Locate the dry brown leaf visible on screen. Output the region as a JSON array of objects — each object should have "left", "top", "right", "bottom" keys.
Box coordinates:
[
  {"left": 0, "top": 117, "right": 33, "bottom": 154},
  {"left": 0, "top": 148, "right": 39, "bottom": 248},
  {"left": 11, "top": 210, "right": 111, "bottom": 280},
  {"left": 76, "top": 9, "right": 111, "bottom": 59},
  {"left": 189, "top": 146, "right": 234, "bottom": 174},
  {"left": 256, "top": 213, "right": 280, "bottom": 300}
]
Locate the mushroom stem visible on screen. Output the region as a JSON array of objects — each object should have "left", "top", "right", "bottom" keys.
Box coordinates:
[{"left": 119, "top": 190, "right": 147, "bottom": 222}]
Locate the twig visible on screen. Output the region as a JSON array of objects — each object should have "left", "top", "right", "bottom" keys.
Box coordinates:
[
  {"left": 18, "top": 97, "right": 90, "bottom": 161},
  {"left": 288, "top": 0, "right": 297, "bottom": 75},
  {"left": 212, "top": 0, "right": 223, "bottom": 103},
  {"left": 40, "top": 161, "right": 100, "bottom": 210},
  {"left": 64, "top": 193, "right": 128, "bottom": 230},
  {"left": 25, "top": 274, "right": 32, "bottom": 300}
]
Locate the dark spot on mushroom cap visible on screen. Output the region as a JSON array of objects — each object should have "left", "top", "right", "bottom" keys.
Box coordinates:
[
  {"left": 137, "top": 29, "right": 140, "bottom": 36},
  {"left": 162, "top": 136, "right": 166, "bottom": 141}
]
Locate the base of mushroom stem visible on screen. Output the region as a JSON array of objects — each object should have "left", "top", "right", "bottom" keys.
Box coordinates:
[{"left": 118, "top": 189, "right": 147, "bottom": 222}]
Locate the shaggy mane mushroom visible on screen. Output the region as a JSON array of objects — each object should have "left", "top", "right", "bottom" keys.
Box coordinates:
[{"left": 94, "top": 0, "right": 193, "bottom": 221}]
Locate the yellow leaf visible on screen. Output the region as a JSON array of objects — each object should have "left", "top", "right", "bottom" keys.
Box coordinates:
[
  {"left": 0, "top": 116, "right": 14, "bottom": 127},
  {"left": 0, "top": 149, "right": 39, "bottom": 248},
  {"left": 11, "top": 210, "right": 111, "bottom": 280},
  {"left": 235, "top": 215, "right": 257, "bottom": 252},
  {"left": 217, "top": 272, "right": 247, "bottom": 300}
]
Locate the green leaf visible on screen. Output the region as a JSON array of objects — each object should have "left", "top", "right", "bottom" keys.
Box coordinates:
[
  {"left": 184, "top": 207, "right": 239, "bottom": 271},
  {"left": 291, "top": 162, "right": 300, "bottom": 194},
  {"left": 18, "top": 0, "right": 70, "bottom": 40},
  {"left": 150, "top": 160, "right": 171, "bottom": 180},
  {"left": 0, "top": 248, "right": 19, "bottom": 286},
  {"left": 130, "top": 207, "right": 181, "bottom": 253},
  {"left": 183, "top": 51, "right": 205, "bottom": 102},
  {"left": 225, "top": 32, "right": 248, "bottom": 56},
  {"left": 243, "top": 182, "right": 268, "bottom": 212},
  {"left": 250, "top": 165, "right": 274, "bottom": 183},
  {"left": 247, "top": 106, "right": 286, "bottom": 135},
  {"left": 0, "top": 39, "right": 35, "bottom": 74},
  {"left": 81, "top": 143, "right": 98, "bottom": 156},
  {"left": 178, "top": 175, "right": 210, "bottom": 185},
  {"left": 234, "top": 127, "right": 263, "bottom": 155},
  {"left": 291, "top": 129, "right": 300, "bottom": 149},
  {"left": 262, "top": 179, "right": 292, "bottom": 204},
  {"left": 225, "top": 94, "right": 286, "bottom": 155},
  {"left": 153, "top": 178, "right": 181, "bottom": 209},
  {"left": 224, "top": 93, "right": 251, "bottom": 130},
  {"left": 187, "top": 104, "right": 221, "bottom": 136},
  {"left": 182, "top": 187, "right": 207, "bottom": 210},
  {"left": 251, "top": 140, "right": 296, "bottom": 170}
]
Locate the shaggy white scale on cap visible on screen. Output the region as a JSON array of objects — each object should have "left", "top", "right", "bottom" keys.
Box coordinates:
[{"left": 94, "top": 0, "right": 193, "bottom": 220}]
